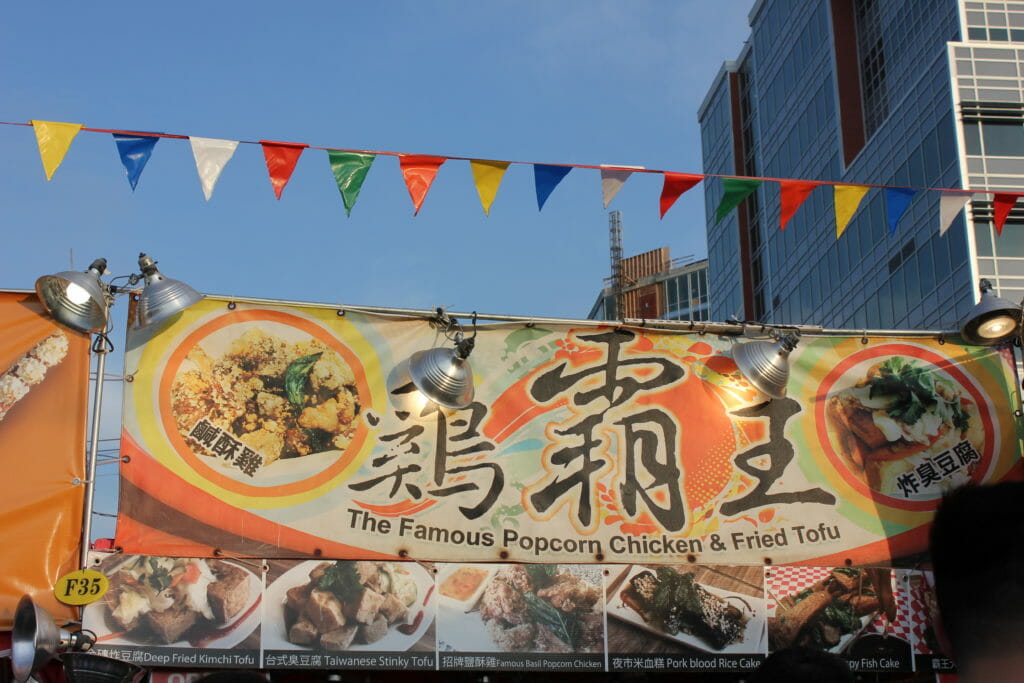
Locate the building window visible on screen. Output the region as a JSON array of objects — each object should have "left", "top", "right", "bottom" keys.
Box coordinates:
[
  {"left": 854, "top": 0, "right": 889, "bottom": 138},
  {"left": 971, "top": 200, "right": 1024, "bottom": 261},
  {"left": 961, "top": 101, "right": 1024, "bottom": 156},
  {"left": 966, "top": 5, "right": 1024, "bottom": 43}
]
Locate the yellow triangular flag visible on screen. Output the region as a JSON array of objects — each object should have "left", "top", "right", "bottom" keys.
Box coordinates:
[
  {"left": 31, "top": 120, "right": 83, "bottom": 180},
  {"left": 834, "top": 184, "right": 870, "bottom": 238},
  {"left": 470, "top": 159, "right": 510, "bottom": 215}
]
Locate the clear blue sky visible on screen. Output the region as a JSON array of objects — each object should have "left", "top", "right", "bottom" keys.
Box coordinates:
[{"left": 1, "top": 1, "right": 754, "bottom": 534}]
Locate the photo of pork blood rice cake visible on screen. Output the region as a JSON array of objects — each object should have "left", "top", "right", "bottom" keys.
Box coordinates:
[
  {"left": 171, "top": 327, "right": 360, "bottom": 471},
  {"left": 606, "top": 564, "right": 765, "bottom": 655}
]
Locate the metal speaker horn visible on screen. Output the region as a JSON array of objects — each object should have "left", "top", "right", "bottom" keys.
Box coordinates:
[
  {"left": 34, "top": 258, "right": 110, "bottom": 334},
  {"left": 12, "top": 595, "right": 94, "bottom": 683},
  {"left": 733, "top": 332, "right": 800, "bottom": 399},
  {"left": 960, "top": 278, "right": 1022, "bottom": 346},
  {"left": 61, "top": 653, "right": 145, "bottom": 683},
  {"left": 134, "top": 253, "right": 203, "bottom": 329},
  {"left": 409, "top": 346, "right": 475, "bottom": 410}
]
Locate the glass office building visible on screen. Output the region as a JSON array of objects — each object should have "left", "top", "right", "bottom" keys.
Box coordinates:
[{"left": 698, "top": 0, "right": 1024, "bottom": 330}]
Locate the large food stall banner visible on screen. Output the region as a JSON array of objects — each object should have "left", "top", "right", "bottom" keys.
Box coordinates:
[
  {"left": 115, "top": 297, "right": 1023, "bottom": 566},
  {"left": 0, "top": 291, "right": 90, "bottom": 629},
  {"left": 84, "top": 554, "right": 955, "bottom": 674}
]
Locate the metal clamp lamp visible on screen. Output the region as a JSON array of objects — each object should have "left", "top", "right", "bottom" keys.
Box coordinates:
[
  {"left": 408, "top": 309, "right": 478, "bottom": 410},
  {"left": 34, "top": 253, "right": 202, "bottom": 568},
  {"left": 11, "top": 595, "right": 143, "bottom": 683},
  {"left": 11, "top": 595, "right": 94, "bottom": 682},
  {"left": 959, "top": 278, "right": 1023, "bottom": 346},
  {"left": 732, "top": 330, "right": 801, "bottom": 399}
]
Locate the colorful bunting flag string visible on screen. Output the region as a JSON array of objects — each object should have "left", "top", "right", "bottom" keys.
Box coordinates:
[
  {"left": 1, "top": 120, "right": 1017, "bottom": 239},
  {"left": 30, "top": 120, "right": 82, "bottom": 181},
  {"left": 190, "top": 137, "right": 239, "bottom": 201},
  {"left": 113, "top": 133, "right": 160, "bottom": 191},
  {"left": 328, "top": 151, "right": 375, "bottom": 216},
  {"left": 834, "top": 185, "right": 870, "bottom": 238},
  {"left": 260, "top": 141, "right": 308, "bottom": 200},
  {"left": 399, "top": 155, "right": 446, "bottom": 215},
  {"left": 778, "top": 180, "right": 820, "bottom": 231},
  {"left": 470, "top": 160, "right": 510, "bottom": 216}
]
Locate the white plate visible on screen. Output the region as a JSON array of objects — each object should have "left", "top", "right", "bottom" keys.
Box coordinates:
[
  {"left": 84, "top": 559, "right": 262, "bottom": 649},
  {"left": 263, "top": 561, "right": 435, "bottom": 652},
  {"left": 169, "top": 318, "right": 360, "bottom": 487},
  {"left": 607, "top": 565, "right": 765, "bottom": 654},
  {"left": 820, "top": 351, "right": 987, "bottom": 502}
]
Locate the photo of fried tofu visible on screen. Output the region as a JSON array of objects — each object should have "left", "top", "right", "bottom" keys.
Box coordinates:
[
  {"left": 89, "top": 556, "right": 259, "bottom": 647},
  {"left": 824, "top": 356, "right": 984, "bottom": 495},
  {"left": 270, "top": 560, "right": 427, "bottom": 652}
]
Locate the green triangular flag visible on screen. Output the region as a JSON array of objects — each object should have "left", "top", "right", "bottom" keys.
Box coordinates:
[
  {"left": 715, "top": 178, "right": 763, "bottom": 222},
  {"left": 328, "top": 150, "right": 375, "bottom": 216}
]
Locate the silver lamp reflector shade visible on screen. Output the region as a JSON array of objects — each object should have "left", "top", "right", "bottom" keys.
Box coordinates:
[
  {"left": 960, "top": 280, "right": 1022, "bottom": 346},
  {"left": 34, "top": 261, "right": 108, "bottom": 333},
  {"left": 732, "top": 332, "right": 800, "bottom": 399},
  {"left": 61, "top": 653, "right": 146, "bottom": 683},
  {"left": 409, "top": 346, "right": 475, "bottom": 410},
  {"left": 135, "top": 253, "right": 203, "bottom": 329},
  {"left": 12, "top": 595, "right": 93, "bottom": 683}
]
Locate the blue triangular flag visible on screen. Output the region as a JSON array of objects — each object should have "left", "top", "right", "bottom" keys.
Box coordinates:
[
  {"left": 885, "top": 188, "right": 915, "bottom": 235},
  {"left": 113, "top": 133, "right": 160, "bottom": 191},
  {"left": 534, "top": 164, "right": 572, "bottom": 210}
]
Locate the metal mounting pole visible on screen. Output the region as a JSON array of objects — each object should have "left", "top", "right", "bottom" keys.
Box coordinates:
[{"left": 79, "top": 339, "right": 107, "bottom": 569}]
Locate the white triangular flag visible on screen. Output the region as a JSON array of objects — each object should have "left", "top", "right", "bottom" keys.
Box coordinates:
[
  {"left": 600, "top": 166, "right": 643, "bottom": 208},
  {"left": 939, "top": 192, "right": 971, "bottom": 235},
  {"left": 189, "top": 137, "right": 239, "bottom": 200}
]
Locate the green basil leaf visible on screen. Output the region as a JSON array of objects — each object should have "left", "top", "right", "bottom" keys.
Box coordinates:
[{"left": 284, "top": 353, "right": 322, "bottom": 406}]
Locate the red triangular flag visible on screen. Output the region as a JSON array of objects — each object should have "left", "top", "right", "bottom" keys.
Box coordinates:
[
  {"left": 779, "top": 180, "right": 821, "bottom": 230},
  {"left": 260, "top": 140, "right": 308, "bottom": 199},
  {"left": 659, "top": 172, "right": 703, "bottom": 218},
  {"left": 993, "top": 193, "right": 1021, "bottom": 235},
  {"left": 399, "top": 154, "right": 446, "bottom": 215}
]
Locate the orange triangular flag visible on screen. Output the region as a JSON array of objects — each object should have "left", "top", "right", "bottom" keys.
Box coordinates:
[
  {"left": 31, "top": 120, "right": 83, "bottom": 180},
  {"left": 260, "top": 140, "right": 308, "bottom": 199},
  {"left": 659, "top": 172, "right": 703, "bottom": 218},
  {"left": 399, "top": 155, "right": 446, "bottom": 215},
  {"left": 779, "top": 180, "right": 820, "bottom": 230}
]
